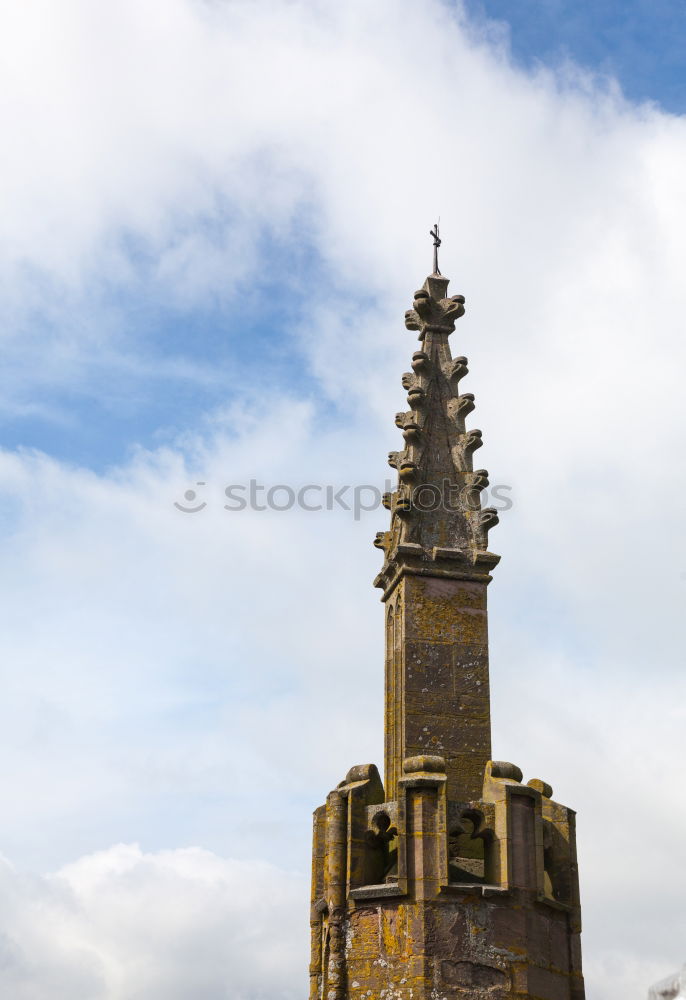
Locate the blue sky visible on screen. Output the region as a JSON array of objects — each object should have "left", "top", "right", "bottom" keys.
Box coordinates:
[
  {"left": 0, "top": 2, "right": 685, "bottom": 998},
  {"left": 3, "top": 0, "right": 685, "bottom": 475},
  {"left": 0, "top": 0, "right": 678, "bottom": 519},
  {"left": 465, "top": 0, "right": 686, "bottom": 111},
  {"left": 0, "top": 234, "right": 327, "bottom": 471}
]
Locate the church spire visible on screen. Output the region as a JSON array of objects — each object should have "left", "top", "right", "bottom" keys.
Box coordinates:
[
  {"left": 374, "top": 238, "right": 499, "bottom": 600},
  {"left": 309, "top": 233, "right": 585, "bottom": 1000}
]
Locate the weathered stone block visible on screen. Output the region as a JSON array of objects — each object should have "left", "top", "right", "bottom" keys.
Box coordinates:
[
  {"left": 526, "top": 964, "right": 573, "bottom": 1000},
  {"left": 440, "top": 958, "right": 509, "bottom": 989}
]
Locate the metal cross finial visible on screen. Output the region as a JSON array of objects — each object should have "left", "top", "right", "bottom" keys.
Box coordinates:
[{"left": 430, "top": 222, "right": 441, "bottom": 276}]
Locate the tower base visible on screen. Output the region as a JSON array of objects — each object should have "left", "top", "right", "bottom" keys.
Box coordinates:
[{"left": 310, "top": 758, "right": 584, "bottom": 1000}]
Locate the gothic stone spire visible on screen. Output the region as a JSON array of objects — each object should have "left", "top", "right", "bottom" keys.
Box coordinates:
[
  {"left": 373, "top": 270, "right": 500, "bottom": 600},
  {"left": 373, "top": 263, "right": 500, "bottom": 804},
  {"left": 308, "top": 244, "right": 585, "bottom": 1000}
]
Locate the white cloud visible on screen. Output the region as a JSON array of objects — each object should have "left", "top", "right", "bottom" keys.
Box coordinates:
[
  {"left": 0, "top": 844, "right": 306, "bottom": 1000},
  {"left": 1, "top": 391, "right": 684, "bottom": 998},
  {"left": 1, "top": 0, "right": 685, "bottom": 997}
]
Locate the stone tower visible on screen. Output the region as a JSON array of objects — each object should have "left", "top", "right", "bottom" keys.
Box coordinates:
[{"left": 309, "top": 249, "right": 585, "bottom": 1000}]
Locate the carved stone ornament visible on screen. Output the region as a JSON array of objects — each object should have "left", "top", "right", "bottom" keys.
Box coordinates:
[{"left": 404, "top": 276, "right": 466, "bottom": 340}]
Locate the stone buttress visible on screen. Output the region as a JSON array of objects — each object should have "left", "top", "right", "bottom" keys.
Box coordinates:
[{"left": 310, "top": 265, "right": 585, "bottom": 1000}]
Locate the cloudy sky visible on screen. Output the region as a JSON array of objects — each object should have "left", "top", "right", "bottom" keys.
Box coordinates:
[{"left": 1, "top": 1, "right": 685, "bottom": 997}]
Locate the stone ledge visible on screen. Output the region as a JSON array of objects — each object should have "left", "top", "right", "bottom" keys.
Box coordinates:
[
  {"left": 440, "top": 883, "right": 509, "bottom": 898},
  {"left": 349, "top": 883, "right": 406, "bottom": 901},
  {"left": 535, "top": 893, "right": 574, "bottom": 913}
]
